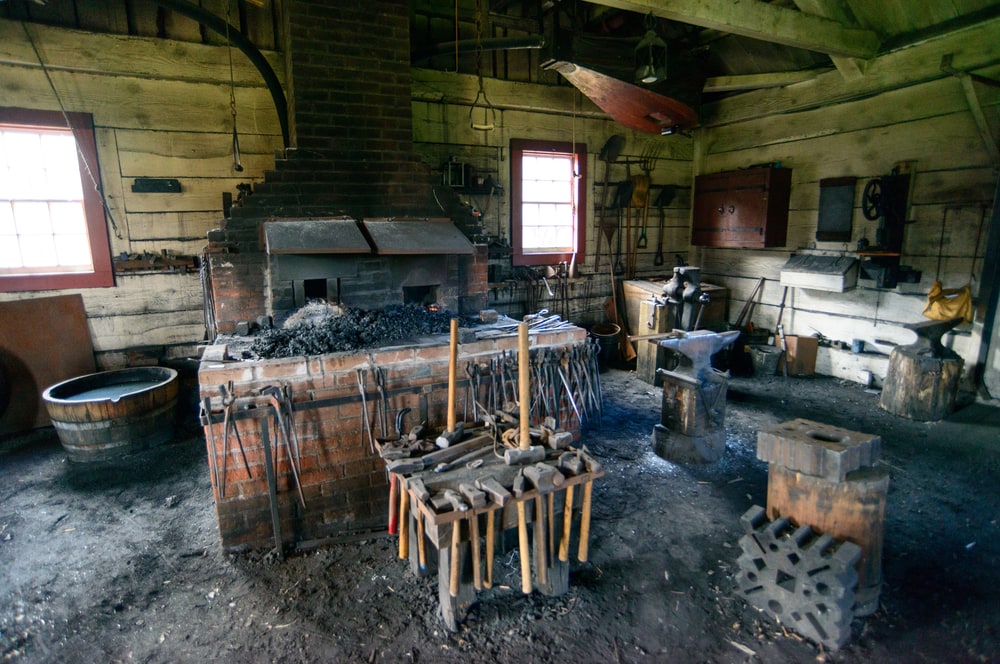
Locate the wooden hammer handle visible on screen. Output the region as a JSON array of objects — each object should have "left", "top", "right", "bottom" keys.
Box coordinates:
[
  {"left": 449, "top": 520, "right": 461, "bottom": 598},
  {"left": 517, "top": 501, "right": 531, "bottom": 594},
  {"left": 518, "top": 322, "right": 530, "bottom": 450},
  {"left": 447, "top": 318, "right": 458, "bottom": 432},
  {"left": 559, "top": 484, "right": 575, "bottom": 562},
  {"left": 387, "top": 473, "right": 398, "bottom": 535},
  {"left": 397, "top": 480, "right": 409, "bottom": 560},
  {"left": 469, "top": 513, "right": 482, "bottom": 591},
  {"left": 578, "top": 480, "right": 593, "bottom": 562},
  {"left": 417, "top": 510, "right": 426, "bottom": 571},
  {"left": 484, "top": 509, "right": 495, "bottom": 589}
]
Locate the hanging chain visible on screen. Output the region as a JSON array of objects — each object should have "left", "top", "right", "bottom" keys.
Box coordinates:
[{"left": 225, "top": 2, "right": 244, "bottom": 172}]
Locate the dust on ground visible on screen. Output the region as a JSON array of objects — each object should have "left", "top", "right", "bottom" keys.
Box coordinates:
[{"left": 1, "top": 369, "right": 998, "bottom": 663}]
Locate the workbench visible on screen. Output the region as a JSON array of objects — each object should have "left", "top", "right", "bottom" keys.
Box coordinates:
[{"left": 379, "top": 431, "right": 604, "bottom": 630}]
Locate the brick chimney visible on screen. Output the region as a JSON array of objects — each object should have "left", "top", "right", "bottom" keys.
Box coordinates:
[{"left": 206, "top": 0, "right": 458, "bottom": 334}]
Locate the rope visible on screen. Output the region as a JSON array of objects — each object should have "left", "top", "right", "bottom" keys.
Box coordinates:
[{"left": 21, "top": 22, "right": 124, "bottom": 240}]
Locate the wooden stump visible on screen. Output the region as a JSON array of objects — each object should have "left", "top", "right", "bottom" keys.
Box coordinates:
[
  {"left": 766, "top": 465, "right": 889, "bottom": 617},
  {"left": 880, "top": 347, "right": 963, "bottom": 421},
  {"left": 652, "top": 371, "right": 727, "bottom": 463}
]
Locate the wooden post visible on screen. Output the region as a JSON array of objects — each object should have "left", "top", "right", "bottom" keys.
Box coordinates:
[{"left": 447, "top": 317, "right": 459, "bottom": 432}]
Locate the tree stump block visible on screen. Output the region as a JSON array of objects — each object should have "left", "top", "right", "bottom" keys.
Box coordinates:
[
  {"left": 880, "top": 347, "right": 963, "bottom": 421},
  {"left": 766, "top": 465, "right": 889, "bottom": 617}
]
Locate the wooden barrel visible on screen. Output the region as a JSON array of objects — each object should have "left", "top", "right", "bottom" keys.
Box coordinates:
[{"left": 42, "top": 367, "right": 179, "bottom": 463}]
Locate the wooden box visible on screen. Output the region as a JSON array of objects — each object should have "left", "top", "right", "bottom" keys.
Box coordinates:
[
  {"left": 692, "top": 166, "right": 792, "bottom": 248},
  {"left": 777, "top": 335, "right": 818, "bottom": 376}
]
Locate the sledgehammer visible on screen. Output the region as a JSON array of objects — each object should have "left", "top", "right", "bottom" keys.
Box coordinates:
[{"left": 436, "top": 318, "right": 462, "bottom": 448}]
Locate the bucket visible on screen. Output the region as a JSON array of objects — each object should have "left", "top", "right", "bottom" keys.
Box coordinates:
[
  {"left": 749, "top": 345, "right": 782, "bottom": 376},
  {"left": 591, "top": 322, "right": 621, "bottom": 368},
  {"left": 42, "top": 367, "right": 179, "bottom": 463}
]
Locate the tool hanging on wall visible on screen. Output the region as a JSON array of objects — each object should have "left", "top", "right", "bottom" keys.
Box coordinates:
[
  {"left": 595, "top": 135, "right": 625, "bottom": 274},
  {"left": 225, "top": 1, "right": 244, "bottom": 172},
  {"left": 469, "top": 0, "right": 496, "bottom": 131},
  {"left": 634, "top": 142, "right": 661, "bottom": 253},
  {"left": 653, "top": 184, "right": 677, "bottom": 266}
]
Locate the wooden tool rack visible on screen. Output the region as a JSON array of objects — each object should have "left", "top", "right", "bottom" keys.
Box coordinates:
[{"left": 383, "top": 438, "right": 604, "bottom": 631}]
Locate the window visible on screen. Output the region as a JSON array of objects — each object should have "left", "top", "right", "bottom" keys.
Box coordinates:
[
  {"left": 510, "top": 138, "right": 587, "bottom": 266},
  {"left": 0, "top": 108, "right": 113, "bottom": 292}
]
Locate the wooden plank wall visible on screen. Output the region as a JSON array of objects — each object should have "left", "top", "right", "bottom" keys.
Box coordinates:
[
  {"left": 412, "top": 68, "right": 697, "bottom": 326},
  {"left": 695, "top": 18, "right": 1000, "bottom": 385},
  {"left": 0, "top": 21, "right": 284, "bottom": 367}
]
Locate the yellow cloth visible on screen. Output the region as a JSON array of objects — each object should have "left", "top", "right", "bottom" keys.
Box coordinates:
[{"left": 922, "top": 280, "right": 973, "bottom": 323}]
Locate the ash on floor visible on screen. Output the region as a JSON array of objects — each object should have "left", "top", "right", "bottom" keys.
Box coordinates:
[{"left": 1, "top": 369, "right": 998, "bottom": 663}]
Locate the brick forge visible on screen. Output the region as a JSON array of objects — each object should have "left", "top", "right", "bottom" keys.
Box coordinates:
[{"left": 198, "top": 326, "right": 588, "bottom": 552}]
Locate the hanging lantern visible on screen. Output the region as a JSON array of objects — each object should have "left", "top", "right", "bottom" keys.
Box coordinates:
[{"left": 634, "top": 14, "right": 667, "bottom": 85}]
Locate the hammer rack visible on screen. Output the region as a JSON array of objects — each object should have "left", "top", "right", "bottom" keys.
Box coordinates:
[{"left": 383, "top": 433, "right": 604, "bottom": 631}]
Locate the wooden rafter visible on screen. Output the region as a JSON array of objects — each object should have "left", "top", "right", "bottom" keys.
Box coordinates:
[{"left": 578, "top": 0, "right": 881, "bottom": 59}]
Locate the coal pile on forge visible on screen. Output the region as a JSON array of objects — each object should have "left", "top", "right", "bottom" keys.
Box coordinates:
[{"left": 249, "top": 303, "right": 463, "bottom": 359}]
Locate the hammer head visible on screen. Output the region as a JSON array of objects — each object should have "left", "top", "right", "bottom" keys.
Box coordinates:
[
  {"left": 523, "top": 463, "right": 565, "bottom": 493},
  {"left": 458, "top": 482, "right": 487, "bottom": 509},
  {"left": 504, "top": 445, "right": 546, "bottom": 466}
]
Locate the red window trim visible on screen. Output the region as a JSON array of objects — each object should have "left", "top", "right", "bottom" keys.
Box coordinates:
[
  {"left": 510, "top": 138, "right": 587, "bottom": 267},
  {"left": 0, "top": 107, "right": 114, "bottom": 292}
]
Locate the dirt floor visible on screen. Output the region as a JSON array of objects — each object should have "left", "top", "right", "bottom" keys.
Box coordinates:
[{"left": 1, "top": 366, "right": 999, "bottom": 663}]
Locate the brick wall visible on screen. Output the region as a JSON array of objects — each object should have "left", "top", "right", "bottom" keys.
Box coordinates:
[
  {"left": 199, "top": 326, "right": 588, "bottom": 551},
  {"left": 207, "top": 0, "right": 447, "bottom": 333}
]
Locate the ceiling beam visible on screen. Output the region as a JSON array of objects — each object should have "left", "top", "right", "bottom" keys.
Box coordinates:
[
  {"left": 703, "top": 69, "right": 831, "bottom": 92},
  {"left": 791, "top": 0, "right": 866, "bottom": 80},
  {"left": 579, "top": 0, "right": 881, "bottom": 59}
]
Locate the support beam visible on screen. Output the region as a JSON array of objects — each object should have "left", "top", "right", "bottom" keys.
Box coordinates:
[
  {"left": 703, "top": 69, "right": 829, "bottom": 93},
  {"left": 579, "top": 0, "right": 880, "bottom": 60},
  {"left": 702, "top": 16, "right": 1000, "bottom": 127},
  {"left": 791, "top": 0, "right": 867, "bottom": 80}
]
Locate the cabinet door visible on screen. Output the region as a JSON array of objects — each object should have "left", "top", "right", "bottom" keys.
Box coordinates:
[{"left": 692, "top": 168, "right": 789, "bottom": 248}]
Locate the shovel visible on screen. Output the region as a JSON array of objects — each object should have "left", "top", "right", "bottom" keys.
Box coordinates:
[{"left": 595, "top": 135, "right": 624, "bottom": 274}]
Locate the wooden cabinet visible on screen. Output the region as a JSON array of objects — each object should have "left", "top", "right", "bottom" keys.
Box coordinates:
[{"left": 692, "top": 166, "right": 792, "bottom": 248}]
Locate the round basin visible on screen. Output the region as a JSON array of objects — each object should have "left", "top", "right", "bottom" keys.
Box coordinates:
[{"left": 42, "top": 367, "right": 179, "bottom": 463}]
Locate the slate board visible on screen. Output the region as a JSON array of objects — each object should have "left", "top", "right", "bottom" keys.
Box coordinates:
[
  {"left": 361, "top": 219, "right": 475, "bottom": 255},
  {"left": 264, "top": 218, "right": 371, "bottom": 254}
]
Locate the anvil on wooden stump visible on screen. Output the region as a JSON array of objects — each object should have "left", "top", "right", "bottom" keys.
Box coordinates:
[
  {"left": 880, "top": 317, "right": 964, "bottom": 421},
  {"left": 650, "top": 329, "right": 739, "bottom": 464}
]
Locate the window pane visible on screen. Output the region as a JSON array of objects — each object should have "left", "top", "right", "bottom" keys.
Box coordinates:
[
  {"left": 0, "top": 236, "right": 22, "bottom": 269},
  {"left": 12, "top": 201, "right": 53, "bottom": 235},
  {"left": 50, "top": 202, "right": 87, "bottom": 235},
  {"left": 0, "top": 118, "right": 108, "bottom": 285},
  {"left": 19, "top": 234, "right": 58, "bottom": 268},
  {"left": 0, "top": 201, "right": 14, "bottom": 234},
  {"left": 54, "top": 233, "right": 93, "bottom": 268}
]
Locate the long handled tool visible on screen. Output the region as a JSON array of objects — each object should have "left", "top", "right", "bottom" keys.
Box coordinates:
[
  {"left": 595, "top": 135, "right": 624, "bottom": 274},
  {"left": 516, "top": 321, "right": 533, "bottom": 594},
  {"left": 653, "top": 185, "right": 676, "bottom": 267}
]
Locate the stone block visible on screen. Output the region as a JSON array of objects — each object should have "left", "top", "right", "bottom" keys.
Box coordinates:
[{"left": 756, "top": 418, "right": 880, "bottom": 481}]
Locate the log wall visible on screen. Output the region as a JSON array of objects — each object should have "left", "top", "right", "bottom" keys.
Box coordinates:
[
  {"left": 693, "top": 17, "right": 1000, "bottom": 387},
  {"left": 412, "top": 69, "right": 699, "bottom": 326},
  {"left": 0, "top": 21, "right": 284, "bottom": 367}
]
